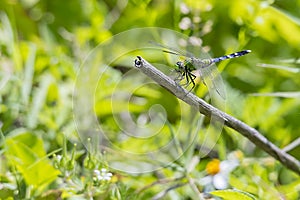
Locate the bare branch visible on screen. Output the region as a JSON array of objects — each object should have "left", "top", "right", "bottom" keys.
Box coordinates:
[
  {"left": 282, "top": 137, "right": 300, "bottom": 153},
  {"left": 134, "top": 56, "right": 300, "bottom": 175},
  {"left": 187, "top": 176, "right": 205, "bottom": 200},
  {"left": 152, "top": 183, "right": 187, "bottom": 200},
  {"left": 135, "top": 176, "right": 185, "bottom": 194}
]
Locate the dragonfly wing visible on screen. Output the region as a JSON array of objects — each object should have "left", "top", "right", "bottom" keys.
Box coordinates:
[
  {"left": 149, "top": 41, "right": 194, "bottom": 58},
  {"left": 197, "top": 64, "right": 226, "bottom": 100}
]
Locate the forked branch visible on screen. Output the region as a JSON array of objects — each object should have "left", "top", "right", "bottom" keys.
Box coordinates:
[{"left": 134, "top": 56, "right": 300, "bottom": 175}]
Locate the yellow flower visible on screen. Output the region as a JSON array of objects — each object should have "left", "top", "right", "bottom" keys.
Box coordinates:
[
  {"left": 200, "top": 151, "right": 241, "bottom": 190},
  {"left": 206, "top": 159, "right": 220, "bottom": 175}
]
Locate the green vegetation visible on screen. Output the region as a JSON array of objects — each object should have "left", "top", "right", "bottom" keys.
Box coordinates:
[{"left": 0, "top": 0, "right": 299, "bottom": 199}]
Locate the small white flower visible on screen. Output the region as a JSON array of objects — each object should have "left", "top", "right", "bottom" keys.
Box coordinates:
[
  {"left": 103, "top": 172, "right": 113, "bottom": 181},
  {"left": 101, "top": 168, "right": 107, "bottom": 173},
  {"left": 179, "top": 17, "right": 192, "bottom": 30},
  {"left": 180, "top": 3, "right": 190, "bottom": 14},
  {"left": 93, "top": 168, "right": 112, "bottom": 182},
  {"left": 213, "top": 173, "right": 228, "bottom": 190},
  {"left": 199, "top": 151, "right": 241, "bottom": 190},
  {"left": 56, "top": 155, "right": 62, "bottom": 162},
  {"left": 94, "top": 169, "right": 100, "bottom": 175}
]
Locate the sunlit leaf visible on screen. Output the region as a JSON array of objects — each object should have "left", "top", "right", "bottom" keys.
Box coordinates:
[
  {"left": 211, "top": 189, "right": 257, "bottom": 200},
  {"left": 5, "top": 131, "right": 60, "bottom": 190}
]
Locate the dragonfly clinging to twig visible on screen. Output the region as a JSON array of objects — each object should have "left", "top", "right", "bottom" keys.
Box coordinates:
[{"left": 152, "top": 42, "right": 251, "bottom": 99}]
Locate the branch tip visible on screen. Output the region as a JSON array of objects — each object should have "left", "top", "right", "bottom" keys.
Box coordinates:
[{"left": 134, "top": 56, "right": 143, "bottom": 68}]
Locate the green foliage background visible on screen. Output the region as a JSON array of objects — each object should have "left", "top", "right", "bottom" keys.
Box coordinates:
[{"left": 0, "top": 0, "right": 299, "bottom": 199}]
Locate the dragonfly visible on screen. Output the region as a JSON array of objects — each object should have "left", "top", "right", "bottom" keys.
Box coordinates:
[{"left": 152, "top": 42, "right": 251, "bottom": 99}]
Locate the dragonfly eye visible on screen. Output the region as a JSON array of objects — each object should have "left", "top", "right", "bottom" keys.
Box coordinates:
[{"left": 176, "top": 61, "right": 184, "bottom": 69}]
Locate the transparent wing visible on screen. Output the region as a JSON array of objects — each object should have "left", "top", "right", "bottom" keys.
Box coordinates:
[
  {"left": 149, "top": 41, "right": 194, "bottom": 58},
  {"left": 197, "top": 63, "right": 226, "bottom": 100}
]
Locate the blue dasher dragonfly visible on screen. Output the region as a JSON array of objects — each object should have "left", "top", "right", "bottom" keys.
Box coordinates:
[{"left": 152, "top": 42, "right": 251, "bottom": 99}]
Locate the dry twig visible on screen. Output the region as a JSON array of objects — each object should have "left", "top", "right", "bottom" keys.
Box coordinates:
[{"left": 134, "top": 56, "right": 300, "bottom": 175}]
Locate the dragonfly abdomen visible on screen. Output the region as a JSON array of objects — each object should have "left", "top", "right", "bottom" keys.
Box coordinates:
[{"left": 211, "top": 50, "right": 251, "bottom": 63}]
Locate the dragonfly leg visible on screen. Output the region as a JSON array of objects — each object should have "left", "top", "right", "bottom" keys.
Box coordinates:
[
  {"left": 181, "top": 70, "right": 190, "bottom": 87},
  {"left": 173, "top": 63, "right": 196, "bottom": 92},
  {"left": 185, "top": 72, "right": 196, "bottom": 93},
  {"left": 189, "top": 72, "right": 196, "bottom": 90},
  {"left": 180, "top": 71, "right": 196, "bottom": 94},
  {"left": 174, "top": 70, "right": 185, "bottom": 82}
]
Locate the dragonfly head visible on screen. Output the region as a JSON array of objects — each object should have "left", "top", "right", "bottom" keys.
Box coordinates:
[{"left": 175, "top": 61, "right": 184, "bottom": 70}]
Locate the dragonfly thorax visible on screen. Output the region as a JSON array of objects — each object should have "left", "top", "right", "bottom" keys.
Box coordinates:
[
  {"left": 191, "top": 58, "right": 213, "bottom": 69},
  {"left": 175, "top": 61, "right": 196, "bottom": 74}
]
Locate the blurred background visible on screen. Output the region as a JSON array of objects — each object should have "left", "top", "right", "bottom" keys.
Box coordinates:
[{"left": 0, "top": 0, "right": 299, "bottom": 199}]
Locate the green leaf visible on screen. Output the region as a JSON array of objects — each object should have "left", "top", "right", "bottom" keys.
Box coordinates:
[
  {"left": 210, "top": 189, "right": 257, "bottom": 200},
  {"left": 26, "top": 74, "right": 54, "bottom": 128},
  {"left": 5, "top": 131, "right": 60, "bottom": 190},
  {"left": 21, "top": 43, "right": 36, "bottom": 106},
  {"left": 0, "top": 183, "right": 15, "bottom": 199},
  {"left": 277, "top": 179, "right": 300, "bottom": 200}
]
